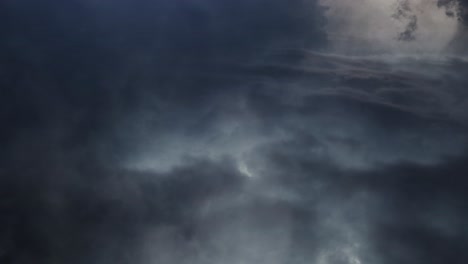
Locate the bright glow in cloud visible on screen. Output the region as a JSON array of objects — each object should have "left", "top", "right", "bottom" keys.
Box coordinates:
[
  {"left": 238, "top": 159, "right": 254, "bottom": 178},
  {"left": 320, "top": 0, "right": 459, "bottom": 54}
]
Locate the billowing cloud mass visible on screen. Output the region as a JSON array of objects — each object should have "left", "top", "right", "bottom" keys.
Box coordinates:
[{"left": 1, "top": 1, "right": 468, "bottom": 264}]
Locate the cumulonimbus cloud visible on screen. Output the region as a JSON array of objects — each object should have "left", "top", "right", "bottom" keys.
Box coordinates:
[{"left": 1, "top": 1, "right": 468, "bottom": 264}]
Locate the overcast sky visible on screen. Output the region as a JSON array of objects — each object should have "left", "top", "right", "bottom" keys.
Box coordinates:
[{"left": 1, "top": 1, "right": 468, "bottom": 264}]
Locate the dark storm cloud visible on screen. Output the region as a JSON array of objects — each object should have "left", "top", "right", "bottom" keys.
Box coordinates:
[
  {"left": 362, "top": 156, "right": 468, "bottom": 264},
  {"left": 141, "top": 45, "right": 468, "bottom": 264},
  {"left": 438, "top": 0, "right": 468, "bottom": 21},
  {"left": 0, "top": 0, "right": 327, "bottom": 263},
  {"left": 257, "top": 132, "right": 468, "bottom": 264},
  {"left": 0, "top": 0, "right": 327, "bottom": 153},
  {"left": 241, "top": 57, "right": 468, "bottom": 262},
  {"left": 0, "top": 158, "right": 246, "bottom": 264},
  {"left": 393, "top": 0, "right": 418, "bottom": 41},
  {"left": 2, "top": 1, "right": 468, "bottom": 264},
  {"left": 435, "top": 0, "right": 468, "bottom": 53}
]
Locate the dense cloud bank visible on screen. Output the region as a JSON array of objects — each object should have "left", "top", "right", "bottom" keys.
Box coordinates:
[{"left": 1, "top": 1, "right": 468, "bottom": 264}]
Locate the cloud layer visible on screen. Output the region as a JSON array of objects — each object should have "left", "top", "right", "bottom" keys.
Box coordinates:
[{"left": 1, "top": 1, "right": 468, "bottom": 264}]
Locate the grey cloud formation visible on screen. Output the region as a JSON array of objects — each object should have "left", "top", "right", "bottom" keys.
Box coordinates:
[
  {"left": 393, "top": 0, "right": 418, "bottom": 41},
  {"left": 438, "top": 0, "right": 468, "bottom": 21},
  {"left": 1, "top": 1, "right": 468, "bottom": 264},
  {"left": 322, "top": 0, "right": 466, "bottom": 54}
]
